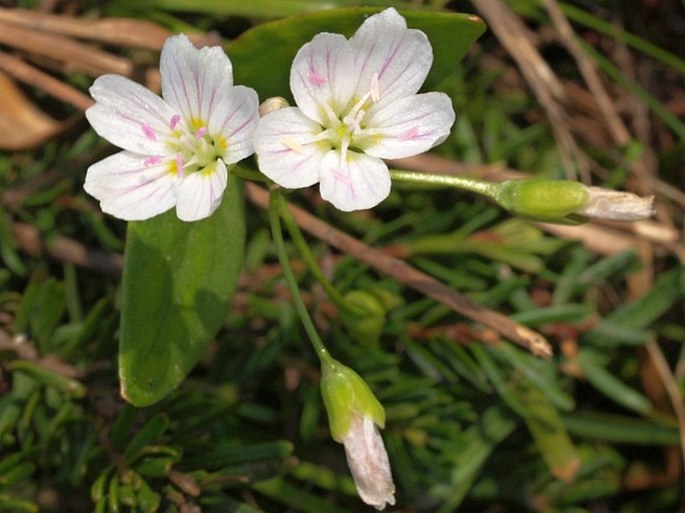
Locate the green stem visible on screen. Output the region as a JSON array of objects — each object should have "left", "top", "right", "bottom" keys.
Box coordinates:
[
  {"left": 389, "top": 169, "right": 500, "bottom": 199},
  {"left": 269, "top": 188, "right": 333, "bottom": 365},
  {"left": 275, "top": 193, "right": 362, "bottom": 315}
]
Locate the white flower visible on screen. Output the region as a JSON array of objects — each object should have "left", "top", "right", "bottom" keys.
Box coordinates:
[
  {"left": 343, "top": 414, "right": 396, "bottom": 510},
  {"left": 253, "top": 8, "right": 455, "bottom": 211},
  {"left": 84, "top": 34, "right": 259, "bottom": 222}
]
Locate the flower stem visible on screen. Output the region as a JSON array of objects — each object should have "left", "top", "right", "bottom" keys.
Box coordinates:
[
  {"left": 389, "top": 169, "right": 499, "bottom": 200},
  {"left": 275, "top": 192, "right": 362, "bottom": 315},
  {"left": 269, "top": 188, "right": 334, "bottom": 365}
]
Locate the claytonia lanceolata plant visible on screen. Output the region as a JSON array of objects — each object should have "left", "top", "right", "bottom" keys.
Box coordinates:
[
  {"left": 254, "top": 8, "right": 456, "bottom": 211},
  {"left": 84, "top": 34, "right": 259, "bottom": 222},
  {"left": 81, "top": 9, "right": 658, "bottom": 512}
]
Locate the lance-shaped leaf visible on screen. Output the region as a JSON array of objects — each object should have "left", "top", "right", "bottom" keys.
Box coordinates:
[{"left": 119, "top": 175, "right": 245, "bottom": 406}]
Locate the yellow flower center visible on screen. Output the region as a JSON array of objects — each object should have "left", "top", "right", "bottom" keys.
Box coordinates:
[{"left": 166, "top": 117, "right": 228, "bottom": 177}]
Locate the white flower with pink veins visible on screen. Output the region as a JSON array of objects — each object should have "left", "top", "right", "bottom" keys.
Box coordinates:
[
  {"left": 254, "top": 8, "right": 456, "bottom": 211},
  {"left": 85, "top": 34, "right": 259, "bottom": 222}
]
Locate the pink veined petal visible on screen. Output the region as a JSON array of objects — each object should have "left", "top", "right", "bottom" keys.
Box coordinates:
[
  {"left": 175, "top": 159, "right": 228, "bottom": 221},
  {"left": 319, "top": 151, "right": 391, "bottom": 211},
  {"left": 290, "top": 32, "right": 356, "bottom": 125},
  {"left": 84, "top": 151, "right": 178, "bottom": 221},
  {"left": 86, "top": 75, "right": 178, "bottom": 155},
  {"left": 208, "top": 85, "right": 260, "bottom": 165},
  {"left": 253, "top": 107, "right": 328, "bottom": 189},
  {"left": 160, "top": 34, "right": 234, "bottom": 124},
  {"left": 350, "top": 8, "right": 433, "bottom": 104},
  {"left": 342, "top": 415, "right": 396, "bottom": 510},
  {"left": 362, "top": 92, "right": 455, "bottom": 159}
]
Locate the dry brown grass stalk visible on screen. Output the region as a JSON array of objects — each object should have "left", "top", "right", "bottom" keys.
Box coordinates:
[
  {"left": 0, "top": 7, "right": 173, "bottom": 50},
  {"left": 473, "top": 0, "right": 591, "bottom": 181}
]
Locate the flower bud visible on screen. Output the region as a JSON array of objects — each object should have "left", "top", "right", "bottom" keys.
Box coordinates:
[
  {"left": 258, "top": 96, "right": 289, "bottom": 117},
  {"left": 320, "top": 359, "right": 395, "bottom": 510},
  {"left": 495, "top": 179, "right": 654, "bottom": 222}
]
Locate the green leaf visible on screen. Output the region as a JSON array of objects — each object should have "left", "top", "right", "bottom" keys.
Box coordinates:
[
  {"left": 135, "top": 479, "right": 161, "bottom": 513},
  {"left": 434, "top": 405, "right": 517, "bottom": 513},
  {"left": 253, "top": 477, "right": 352, "bottom": 513},
  {"left": 0, "top": 495, "right": 38, "bottom": 513},
  {"left": 563, "top": 412, "right": 679, "bottom": 445},
  {"left": 119, "top": 176, "right": 245, "bottom": 406},
  {"left": 8, "top": 361, "right": 86, "bottom": 398},
  {"left": 514, "top": 380, "right": 580, "bottom": 482},
  {"left": 577, "top": 349, "right": 653, "bottom": 415},
  {"left": 110, "top": 0, "right": 422, "bottom": 18},
  {"left": 14, "top": 272, "right": 66, "bottom": 352},
  {"left": 0, "top": 209, "right": 27, "bottom": 276},
  {"left": 228, "top": 7, "right": 486, "bottom": 100},
  {"left": 123, "top": 414, "right": 170, "bottom": 464},
  {"left": 183, "top": 440, "right": 293, "bottom": 469}
]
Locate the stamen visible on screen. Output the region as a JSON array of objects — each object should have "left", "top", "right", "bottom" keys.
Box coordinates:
[
  {"left": 339, "top": 138, "right": 350, "bottom": 164},
  {"left": 178, "top": 133, "right": 199, "bottom": 154},
  {"left": 320, "top": 101, "right": 340, "bottom": 127},
  {"left": 142, "top": 123, "right": 157, "bottom": 141},
  {"left": 370, "top": 73, "right": 380, "bottom": 103},
  {"left": 342, "top": 114, "right": 356, "bottom": 130},
  {"left": 282, "top": 138, "right": 305, "bottom": 154},
  {"left": 194, "top": 126, "right": 208, "bottom": 139},
  {"left": 345, "top": 91, "right": 372, "bottom": 128},
  {"left": 169, "top": 114, "right": 181, "bottom": 130}
]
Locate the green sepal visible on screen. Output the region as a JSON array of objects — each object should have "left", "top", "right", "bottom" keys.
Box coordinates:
[
  {"left": 495, "top": 179, "right": 589, "bottom": 220},
  {"left": 320, "top": 359, "right": 385, "bottom": 442}
]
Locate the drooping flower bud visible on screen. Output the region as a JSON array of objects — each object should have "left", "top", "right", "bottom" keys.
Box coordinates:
[
  {"left": 320, "top": 359, "right": 395, "bottom": 510},
  {"left": 494, "top": 179, "right": 655, "bottom": 223}
]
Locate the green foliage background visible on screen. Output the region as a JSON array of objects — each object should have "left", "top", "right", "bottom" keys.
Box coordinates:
[{"left": 1, "top": 1, "right": 684, "bottom": 512}]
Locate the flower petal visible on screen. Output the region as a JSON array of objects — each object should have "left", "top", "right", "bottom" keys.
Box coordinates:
[
  {"left": 86, "top": 75, "right": 178, "bottom": 155},
  {"left": 208, "top": 85, "right": 260, "bottom": 165},
  {"left": 363, "top": 92, "right": 455, "bottom": 159},
  {"left": 84, "top": 151, "right": 177, "bottom": 220},
  {"left": 350, "top": 8, "right": 433, "bottom": 104},
  {"left": 160, "top": 34, "right": 234, "bottom": 124},
  {"left": 175, "top": 159, "right": 228, "bottom": 221},
  {"left": 576, "top": 186, "right": 655, "bottom": 221},
  {"left": 290, "top": 32, "right": 356, "bottom": 124},
  {"left": 343, "top": 415, "right": 395, "bottom": 510},
  {"left": 254, "top": 107, "right": 328, "bottom": 189},
  {"left": 319, "top": 151, "right": 390, "bottom": 211}
]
